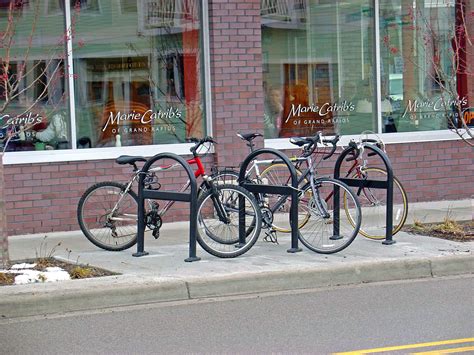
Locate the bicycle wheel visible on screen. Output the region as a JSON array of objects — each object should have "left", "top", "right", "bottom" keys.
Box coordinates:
[
  {"left": 77, "top": 181, "right": 138, "bottom": 251},
  {"left": 211, "top": 169, "right": 240, "bottom": 185},
  {"left": 196, "top": 184, "right": 262, "bottom": 258},
  {"left": 204, "top": 169, "right": 260, "bottom": 239},
  {"left": 344, "top": 167, "right": 408, "bottom": 240},
  {"left": 298, "top": 177, "right": 361, "bottom": 254},
  {"left": 198, "top": 169, "right": 240, "bottom": 195},
  {"left": 259, "top": 163, "right": 307, "bottom": 232}
]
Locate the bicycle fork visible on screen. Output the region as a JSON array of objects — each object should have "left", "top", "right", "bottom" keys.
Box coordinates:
[{"left": 310, "top": 179, "right": 331, "bottom": 219}]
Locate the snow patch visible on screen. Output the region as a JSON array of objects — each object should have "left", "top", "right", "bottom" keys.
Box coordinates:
[
  {"left": 11, "top": 263, "right": 37, "bottom": 269},
  {"left": 13, "top": 267, "right": 71, "bottom": 284}
]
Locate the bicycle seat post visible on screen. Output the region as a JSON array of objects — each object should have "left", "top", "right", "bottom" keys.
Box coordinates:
[{"left": 247, "top": 140, "right": 255, "bottom": 153}]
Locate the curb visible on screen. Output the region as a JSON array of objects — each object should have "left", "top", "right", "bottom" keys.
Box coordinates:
[{"left": 1, "top": 255, "right": 473, "bottom": 319}]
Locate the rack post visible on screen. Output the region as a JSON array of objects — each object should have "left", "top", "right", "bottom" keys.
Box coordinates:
[
  {"left": 238, "top": 148, "right": 302, "bottom": 253},
  {"left": 334, "top": 144, "right": 395, "bottom": 244},
  {"left": 133, "top": 153, "right": 201, "bottom": 261}
]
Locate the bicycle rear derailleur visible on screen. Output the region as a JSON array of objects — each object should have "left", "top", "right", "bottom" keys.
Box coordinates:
[
  {"left": 146, "top": 202, "right": 162, "bottom": 239},
  {"left": 261, "top": 207, "right": 279, "bottom": 244}
]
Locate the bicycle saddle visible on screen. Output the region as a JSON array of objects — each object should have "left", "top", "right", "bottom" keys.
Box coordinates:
[
  {"left": 289, "top": 137, "right": 311, "bottom": 147},
  {"left": 237, "top": 132, "right": 263, "bottom": 141},
  {"left": 116, "top": 155, "right": 147, "bottom": 165}
]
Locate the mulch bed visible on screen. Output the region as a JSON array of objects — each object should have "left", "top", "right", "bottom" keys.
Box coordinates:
[
  {"left": 0, "top": 258, "right": 118, "bottom": 286},
  {"left": 402, "top": 220, "right": 474, "bottom": 242}
]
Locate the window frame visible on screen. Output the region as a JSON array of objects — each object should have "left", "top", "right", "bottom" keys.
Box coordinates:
[
  {"left": 262, "top": 0, "right": 469, "bottom": 150},
  {"left": 4, "top": 0, "right": 212, "bottom": 165}
]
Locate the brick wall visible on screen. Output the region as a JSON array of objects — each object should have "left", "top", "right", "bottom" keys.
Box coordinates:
[
  {"left": 3, "top": 139, "right": 472, "bottom": 236},
  {"left": 209, "top": 0, "right": 265, "bottom": 167},
  {"left": 0, "top": 155, "right": 9, "bottom": 265},
  {"left": 2, "top": 0, "right": 472, "bottom": 236},
  {"left": 4, "top": 154, "right": 212, "bottom": 236}
]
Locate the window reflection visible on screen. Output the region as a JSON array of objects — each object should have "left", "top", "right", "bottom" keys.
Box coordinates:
[
  {"left": 379, "top": 0, "right": 469, "bottom": 133},
  {"left": 73, "top": 0, "right": 205, "bottom": 148},
  {"left": 0, "top": 3, "right": 70, "bottom": 152},
  {"left": 262, "top": 0, "right": 376, "bottom": 138}
]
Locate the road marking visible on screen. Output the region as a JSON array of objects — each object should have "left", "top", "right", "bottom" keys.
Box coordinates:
[
  {"left": 412, "top": 345, "right": 474, "bottom": 354},
  {"left": 334, "top": 338, "right": 474, "bottom": 354}
]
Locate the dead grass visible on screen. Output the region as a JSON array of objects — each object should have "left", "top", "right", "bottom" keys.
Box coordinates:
[
  {"left": 403, "top": 219, "right": 474, "bottom": 242},
  {"left": 0, "top": 258, "right": 118, "bottom": 286},
  {"left": 0, "top": 236, "right": 119, "bottom": 286},
  {"left": 0, "top": 272, "right": 15, "bottom": 285}
]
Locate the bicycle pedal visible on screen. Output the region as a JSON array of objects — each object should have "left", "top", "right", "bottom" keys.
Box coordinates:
[
  {"left": 152, "top": 229, "right": 160, "bottom": 239},
  {"left": 263, "top": 230, "right": 279, "bottom": 244}
]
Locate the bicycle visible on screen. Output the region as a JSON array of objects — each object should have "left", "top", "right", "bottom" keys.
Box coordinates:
[
  {"left": 211, "top": 132, "right": 362, "bottom": 254},
  {"left": 340, "top": 132, "right": 408, "bottom": 240},
  {"left": 218, "top": 132, "right": 408, "bottom": 242},
  {"left": 77, "top": 137, "right": 262, "bottom": 258}
]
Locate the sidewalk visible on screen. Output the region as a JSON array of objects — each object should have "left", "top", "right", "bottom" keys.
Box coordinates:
[{"left": 1, "top": 200, "right": 473, "bottom": 319}]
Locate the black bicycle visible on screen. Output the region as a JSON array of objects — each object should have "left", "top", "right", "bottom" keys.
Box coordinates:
[{"left": 210, "top": 132, "right": 362, "bottom": 254}]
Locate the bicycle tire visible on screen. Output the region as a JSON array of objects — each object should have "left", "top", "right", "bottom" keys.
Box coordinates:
[
  {"left": 77, "top": 181, "right": 138, "bottom": 251},
  {"left": 259, "top": 163, "right": 308, "bottom": 233},
  {"left": 196, "top": 184, "right": 262, "bottom": 258},
  {"left": 344, "top": 167, "right": 408, "bottom": 240},
  {"left": 203, "top": 168, "right": 261, "bottom": 240},
  {"left": 298, "top": 177, "right": 361, "bottom": 254},
  {"left": 198, "top": 169, "right": 240, "bottom": 195}
]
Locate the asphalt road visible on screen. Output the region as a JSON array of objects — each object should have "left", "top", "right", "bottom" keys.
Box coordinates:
[{"left": 1, "top": 276, "right": 473, "bottom": 354}]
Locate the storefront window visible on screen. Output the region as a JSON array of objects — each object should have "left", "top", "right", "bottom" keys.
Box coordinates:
[
  {"left": 262, "top": 0, "right": 376, "bottom": 138},
  {"left": 0, "top": 2, "right": 71, "bottom": 152},
  {"left": 379, "top": 0, "right": 469, "bottom": 133},
  {"left": 73, "top": 0, "right": 205, "bottom": 148}
]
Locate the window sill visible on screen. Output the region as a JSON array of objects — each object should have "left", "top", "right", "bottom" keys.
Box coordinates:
[
  {"left": 264, "top": 130, "right": 464, "bottom": 150},
  {"left": 2, "top": 130, "right": 467, "bottom": 165},
  {"left": 3, "top": 143, "right": 196, "bottom": 165}
]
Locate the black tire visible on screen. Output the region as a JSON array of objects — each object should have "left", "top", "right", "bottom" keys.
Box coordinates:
[
  {"left": 196, "top": 184, "right": 262, "bottom": 258},
  {"left": 204, "top": 169, "right": 258, "bottom": 238},
  {"left": 259, "top": 163, "right": 307, "bottom": 232},
  {"left": 298, "top": 177, "right": 362, "bottom": 254},
  {"left": 199, "top": 169, "right": 240, "bottom": 192},
  {"left": 77, "top": 181, "right": 138, "bottom": 251}
]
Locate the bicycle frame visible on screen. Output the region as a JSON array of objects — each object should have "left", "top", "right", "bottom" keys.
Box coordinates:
[
  {"left": 109, "top": 155, "right": 209, "bottom": 224},
  {"left": 239, "top": 152, "right": 331, "bottom": 219}
]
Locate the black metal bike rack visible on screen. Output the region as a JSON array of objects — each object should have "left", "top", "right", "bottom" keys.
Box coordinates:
[
  {"left": 133, "top": 153, "right": 201, "bottom": 262},
  {"left": 238, "top": 148, "right": 302, "bottom": 253},
  {"left": 333, "top": 144, "right": 396, "bottom": 244}
]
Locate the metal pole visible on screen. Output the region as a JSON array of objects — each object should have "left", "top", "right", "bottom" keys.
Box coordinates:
[
  {"left": 133, "top": 172, "right": 149, "bottom": 257},
  {"left": 185, "top": 171, "right": 200, "bottom": 262}
]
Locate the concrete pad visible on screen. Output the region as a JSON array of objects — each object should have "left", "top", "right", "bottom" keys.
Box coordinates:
[{"left": 2, "top": 206, "right": 473, "bottom": 318}]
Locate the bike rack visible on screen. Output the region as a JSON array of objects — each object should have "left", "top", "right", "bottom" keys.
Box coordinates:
[
  {"left": 133, "top": 153, "right": 201, "bottom": 262},
  {"left": 333, "top": 144, "right": 396, "bottom": 244},
  {"left": 238, "top": 148, "right": 302, "bottom": 253}
]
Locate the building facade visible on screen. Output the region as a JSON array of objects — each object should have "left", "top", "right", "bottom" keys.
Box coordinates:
[{"left": 1, "top": 0, "right": 473, "bottom": 236}]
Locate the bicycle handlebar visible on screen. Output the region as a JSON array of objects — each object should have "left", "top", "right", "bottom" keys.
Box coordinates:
[
  {"left": 189, "top": 136, "right": 216, "bottom": 155},
  {"left": 345, "top": 141, "right": 361, "bottom": 162},
  {"left": 289, "top": 132, "right": 340, "bottom": 160},
  {"left": 321, "top": 134, "right": 340, "bottom": 160}
]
